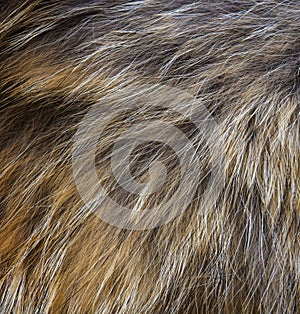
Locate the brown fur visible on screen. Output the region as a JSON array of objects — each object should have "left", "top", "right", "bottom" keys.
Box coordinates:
[{"left": 0, "top": 1, "right": 299, "bottom": 313}]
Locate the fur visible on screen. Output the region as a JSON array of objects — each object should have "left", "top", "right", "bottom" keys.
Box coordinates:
[{"left": 0, "top": 1, "right": 299, "bottom": 313}]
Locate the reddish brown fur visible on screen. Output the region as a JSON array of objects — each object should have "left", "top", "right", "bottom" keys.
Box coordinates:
[{"left": 0, "top": 1, "right": 299, "bottom": 313}]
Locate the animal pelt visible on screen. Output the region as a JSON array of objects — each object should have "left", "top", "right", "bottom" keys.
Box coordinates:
[{"left": 0, "top": 1, "right": 299, "bottom": 313}]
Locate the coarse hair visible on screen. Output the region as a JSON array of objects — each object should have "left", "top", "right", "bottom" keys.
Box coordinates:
[{"left": 0, "top": 1, "right": 299, "bottom": 313}]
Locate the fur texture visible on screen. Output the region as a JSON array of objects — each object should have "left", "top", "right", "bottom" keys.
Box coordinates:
[{"left": 0, "top": 1, "right": 299, "bottom": 313}]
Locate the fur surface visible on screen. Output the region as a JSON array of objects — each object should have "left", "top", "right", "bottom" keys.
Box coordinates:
[{"left": 0, "top": 1, "right": 299, "bottom": 313}]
